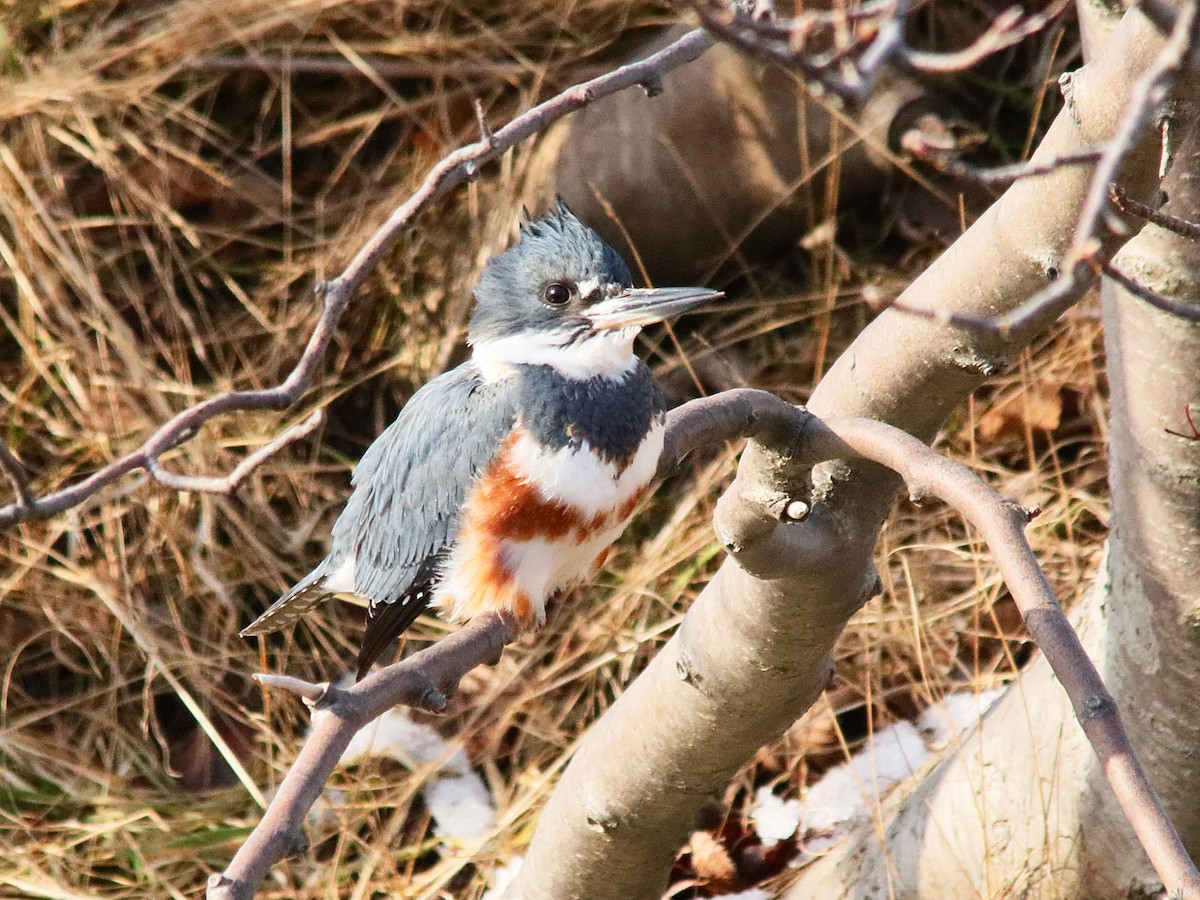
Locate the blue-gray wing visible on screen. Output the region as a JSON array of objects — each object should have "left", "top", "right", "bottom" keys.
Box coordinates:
[{"left": 241, "top": 362, "right": 518, "bottom": 651}]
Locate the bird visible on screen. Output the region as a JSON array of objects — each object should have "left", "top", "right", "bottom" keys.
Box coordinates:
[{"left": 241, "top": 200, "right": 721, "bottom": 680}]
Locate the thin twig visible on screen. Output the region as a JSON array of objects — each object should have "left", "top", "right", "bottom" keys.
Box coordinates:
[
  {"left": 0, "top": 28, "right": 715, "bottom": 530},
  {"left": 1165, "top": 404, "right": 1200, "bottom": 440},
  {"left": 1110, "top": 183, "right": 1200, "bottom": 239},
  {"left": 146, "top": 410, "right": 325, "bottom": 495},
  {"left": 208, "top": 614, "right": 514, "bottom": 900},
  {"left": 1100, "top": 260, "right": 1200, "bottom": 322},
  {"left": 473, "top": 98, "right": 496, "bottom": 148},
  {"left": 903, "top": 134, "right": 1105, "bottom": 187},
  {"left": 900, "top": 2, "right": 1069, "bottom": 74}
]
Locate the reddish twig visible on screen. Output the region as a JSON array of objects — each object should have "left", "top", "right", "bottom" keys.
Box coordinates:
[
  {"left": 1165, "top": 404, "right": 1200, "bottom": 440},
  {"left": 207, "top": 614, "right": 514, "bottom": 900},
  {"left": 1110, "top": 183, "right": 1200, "bottom": 240},
  {"left": 688, "top": 0, "right": 1067, "bottom": 104},
  {"left": 878, "top": 2, "right": 1199, "bottom": 338},
  {"left": 0, "top": 27, "right": 715, "bottom": 530},
  {"left": 1100, "top": 260, "right": 1200, "bottom": 322}
]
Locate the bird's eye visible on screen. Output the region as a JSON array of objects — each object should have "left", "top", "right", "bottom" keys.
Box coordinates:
[{"left": 542, "top": 282, "right": 572, "bottom": 306}]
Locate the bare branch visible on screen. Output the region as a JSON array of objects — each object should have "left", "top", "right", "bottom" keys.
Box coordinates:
[
  {"left": 0, "top": 27, "right": 715, "bottom": 530},
  {"left": 251, "top": 673, "right": 330, "bottom": 704},
  {"left": 688, "top": 0, "right": 1067, "bottom": 104},
  {"left": 214, "top": 389, "right": 1198, "bottom": 898},
  {"left": 145, "top": 410, "right": 325, "bottom": 495},
  {"left": 1099, "top": 260, "right": 1200, "bottom": 321},
  {"left": 1165, "top": 403, "right": 1200, "bottom": 440},
  {"left": 903, "top": 129, "right": 1106, "bottom": 187},
  {"left": 208, "top": 614, "right": 514, "bottom": 900},
  {"left": 510, "top": 391, "right": 1200, "bottom": 898},
  {"left": 900, "top": 2, "right": 1070, "bottom": 74},
  {"left": 473, "top": 97, "right": 496, "bottom": 149},
  {"left": 883, "top": 1, "right": 1200, "bottom": 338},
  {"left": 1110, "top": 183, "right": 1200, "bottom": 239}
]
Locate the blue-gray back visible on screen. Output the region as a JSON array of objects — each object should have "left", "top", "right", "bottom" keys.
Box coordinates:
[{"left": 329, "top": 361, "right": 519, "bottom": 603}]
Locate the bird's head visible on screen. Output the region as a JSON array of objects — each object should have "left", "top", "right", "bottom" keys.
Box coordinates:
[{"left": 468, "top": 200, "right": 720, "bottom": 379}]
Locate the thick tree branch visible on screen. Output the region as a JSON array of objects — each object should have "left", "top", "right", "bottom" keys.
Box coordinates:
[
  {"left": 0, "top": 27, "right": 715, "bottom": 529},
  {"left": 511, "top": 397, "right": 1200, "bottom": 899},
  {"left": 207, "top": 614, "right": 514, "bottom": 900}
]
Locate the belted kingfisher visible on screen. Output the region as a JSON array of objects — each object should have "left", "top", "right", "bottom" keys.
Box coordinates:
[{"left": 242, "top": 201, "right": 720, "bottom": 679}]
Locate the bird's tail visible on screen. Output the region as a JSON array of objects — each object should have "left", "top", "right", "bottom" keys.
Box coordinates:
[{"left": 240, "top": 567, "right": 334, "bottom": 637}]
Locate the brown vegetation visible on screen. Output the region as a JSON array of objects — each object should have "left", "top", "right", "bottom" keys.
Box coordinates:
[{"left": 1, "top": 2, "right": 1119, "bottom": 897}]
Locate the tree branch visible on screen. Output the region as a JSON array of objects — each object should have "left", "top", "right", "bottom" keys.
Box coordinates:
[
  {"left": 510, "top": 393, "right": 1200, "bottom": 898},
  {"left": 902, "top": 133, "right": 1106, "bottom": 187},
  {"left": 1110, "top": 182, "right": 1200, "bottom": 239},
  {"left": 1098, "top": 259, "right": 1200, "bottom": 320},
  {"left": 144, "top": 411, "right": 325, "bottom": 495},
  {"left": 0, "top": 27, "right": 715, "bottom": 529},
  {"left": 883, "top": 0, "right": 1200, "bottom": 336},
  {"left": 207, "top": 614, "right": 514, "bottom": 900}
]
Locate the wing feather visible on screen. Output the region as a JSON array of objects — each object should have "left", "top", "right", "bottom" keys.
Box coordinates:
[{"left": 241, "top": 362, "right": 518, "bottom": 653}]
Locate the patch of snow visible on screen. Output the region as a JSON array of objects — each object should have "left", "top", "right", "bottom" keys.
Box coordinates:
[
  {"left": 707, "top": 889, "right": 770, "bottom": 900},
  {"left": 338, "top": 705, "right": 496, "bottom": 842},
  {"left": 800, "top": 720, "right": 929, "bottom": 837},
  {"left": 751, "top": 786, "right": 802, "bottom": 847},
  {"left": 482, "top": 855, "right": 523, "bottom": 900},
  {"left": 918, "top": 688, "right": 1006, "bottom": 748}
]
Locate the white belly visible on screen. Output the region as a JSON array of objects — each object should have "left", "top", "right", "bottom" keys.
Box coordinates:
[
  {"left": 500, "top": 421, "right": 664, "bottom": 619},
  {"left": 434, "top": 420, "right": 664, "bottom": 626}
]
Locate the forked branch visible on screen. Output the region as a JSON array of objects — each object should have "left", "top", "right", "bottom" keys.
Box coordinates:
[
  {"left": 687, "top": 0, "right": 1069, "bottom": 104},
  {"left": 880, "top": 0, "right": 1200, "bottom": 335}
]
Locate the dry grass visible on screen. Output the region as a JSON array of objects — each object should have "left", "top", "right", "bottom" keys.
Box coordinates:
[{"left": 0, "top": 2, "right": 1102, "bottom": 898}]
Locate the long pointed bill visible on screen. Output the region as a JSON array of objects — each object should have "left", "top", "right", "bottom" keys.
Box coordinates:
[{"left": 584, "top": 286, "right": 722, "bottom": 330}]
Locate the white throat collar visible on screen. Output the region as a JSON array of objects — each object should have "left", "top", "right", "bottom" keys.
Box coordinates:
[{"left": 472, "top": 328, "right": 639, "bottom": 381}]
